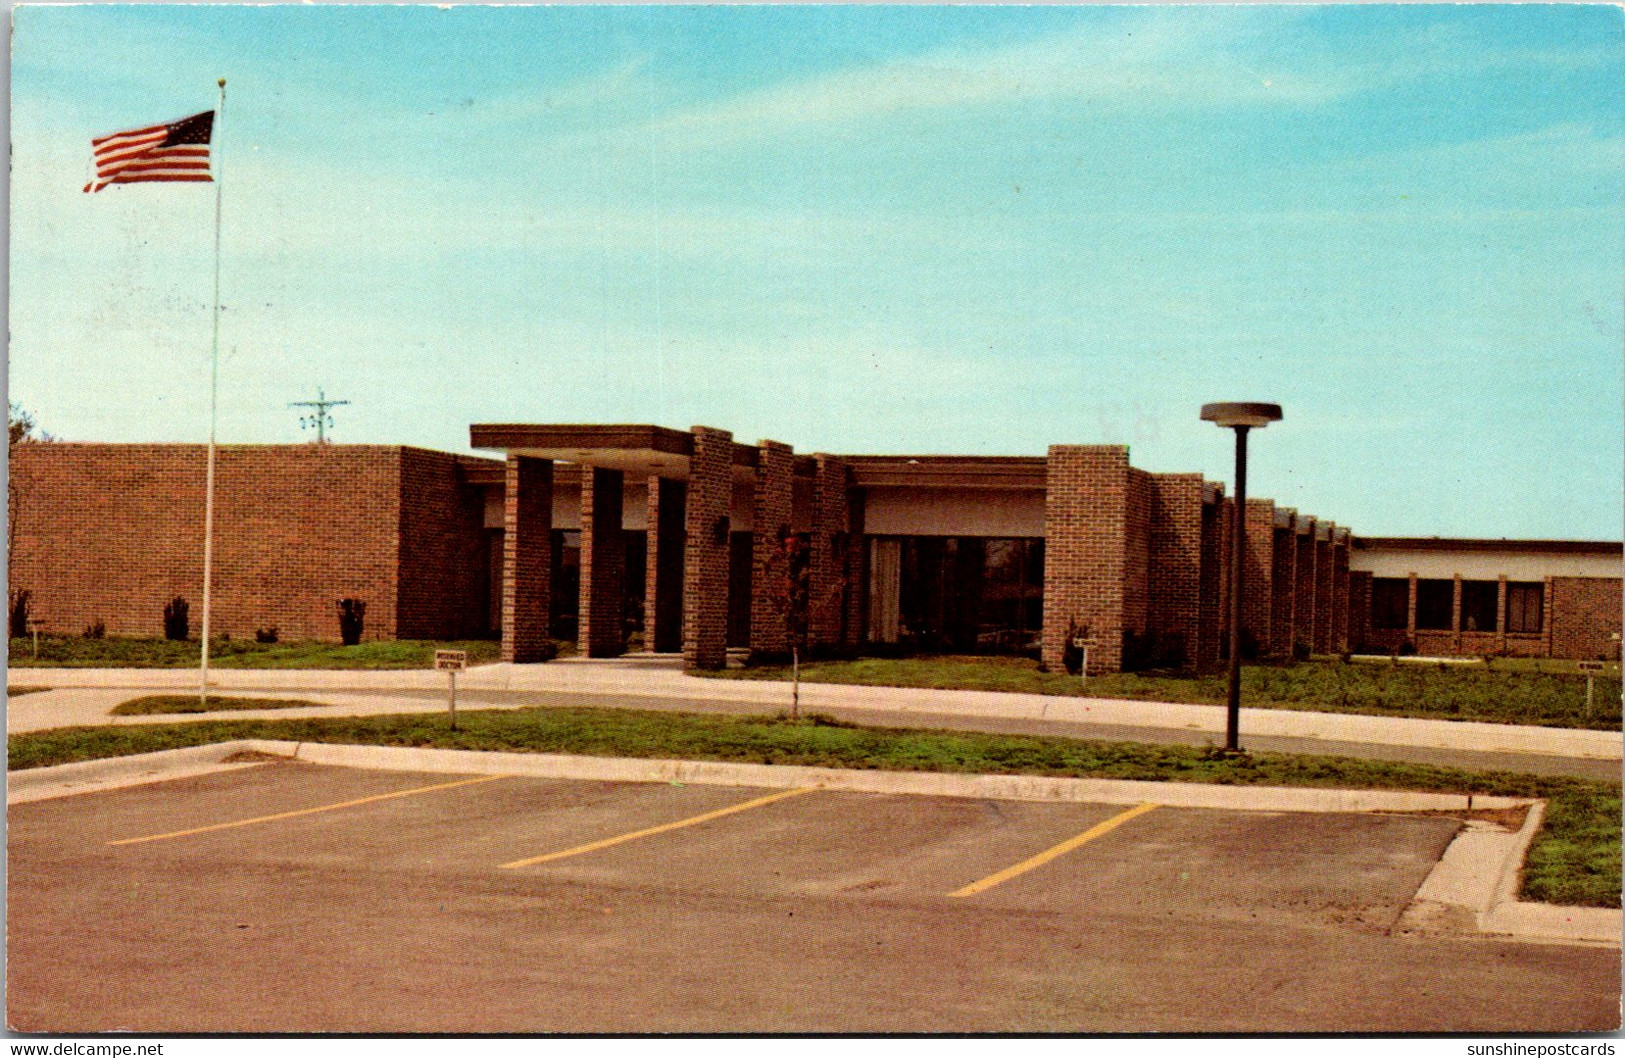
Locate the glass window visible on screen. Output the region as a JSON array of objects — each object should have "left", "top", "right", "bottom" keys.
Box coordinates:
[
  {"left": 1507, "top": 582, "right": 1544, "bottom": 634},
  {"left": 1460, "top": 581, "right": 1498, "bottom": 633},
  {"left": 1415, "top": 579, "right": 1453, "bottom": 630},
  {"left": 891, "top": 537, "right": 1043, "bottom": 656},
  {"left": 1371, "top": 578, "right": 1409, "bottom": 630}
]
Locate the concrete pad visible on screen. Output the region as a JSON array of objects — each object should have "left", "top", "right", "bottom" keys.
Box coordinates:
[{"left": 1481, "top": 903, "right": 1624, "bottom": 945}]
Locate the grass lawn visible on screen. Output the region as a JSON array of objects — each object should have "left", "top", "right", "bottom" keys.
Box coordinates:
[
  {"left": 112, "top": 695, "right": 327, "bottom": 715},
  {"left": 7, "top": 704, "right": 1618, "bottom": 908},
  {"left": 701, "top": 654, "right": 1624, "bottom": 730},
  {"left": 7, "top": 636, "right": 523, "bottom": 669}
]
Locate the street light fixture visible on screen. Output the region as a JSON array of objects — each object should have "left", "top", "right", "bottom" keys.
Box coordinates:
[{"left": 1200, "top": 401, "right": 1283, "bottom": 754}]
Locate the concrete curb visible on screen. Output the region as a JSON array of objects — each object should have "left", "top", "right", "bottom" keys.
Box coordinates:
[
  {"left": 11, "top": 737, "right": 1533, "bottom": 816},
  {"left": 1399, "top": 800, "right": 1621, "bottom": 946},
  {"left": 7, "top": 742, "right": 267, "bottom": 804}
]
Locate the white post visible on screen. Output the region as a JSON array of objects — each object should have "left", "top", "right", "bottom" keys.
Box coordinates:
[
  {"left": 199, "top": 78, "right": 227, "bottom": 706},
  {"left": 448, "top": 668, "right": 458, "bottom": 731}
]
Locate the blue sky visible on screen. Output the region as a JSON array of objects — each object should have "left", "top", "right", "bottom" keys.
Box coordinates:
[{"left": 10, "top": 4, "right": 1623, "bottom": 539}]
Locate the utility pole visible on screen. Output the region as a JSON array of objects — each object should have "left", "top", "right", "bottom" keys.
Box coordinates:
[{"left": 290, "top": 387, "right": 350, "bottom": 444}]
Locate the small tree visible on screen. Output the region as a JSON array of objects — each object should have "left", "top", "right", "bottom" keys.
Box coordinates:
[
  {"left": 163, "top": 597, "right": 190, "bottom": 641},
  {"left": 8, "top": 404, "right": 52, "bottom": 636},
  {"left": 776, "top": 531, "right": 812, "bottom": 718},
  {"left": 337, "top": 598, "right": 367, "bottom": 646}
]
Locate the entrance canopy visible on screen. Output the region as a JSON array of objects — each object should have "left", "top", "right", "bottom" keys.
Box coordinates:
[{"left": 470, "top": 423, "right": 772, "bottom": 480}]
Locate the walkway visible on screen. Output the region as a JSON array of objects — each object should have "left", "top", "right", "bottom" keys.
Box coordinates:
[{"left": 8, "top": 659, "right": 1619, "bottom": 778}]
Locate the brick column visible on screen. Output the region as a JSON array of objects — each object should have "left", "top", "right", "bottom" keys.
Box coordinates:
[
  {"left": 1406, "top": 572, "right": 1418, "bottom": 642},
  {"left": 1348, "top": 570, "right": 1372, "bottom": 653},
  {"left": 501, "top": 454, "right": 553, "bottom": 663},
  {"left": 1332, "top": 534, "right": 1351, "bottom": 652},
  {"left": 843, "top": 490, "right": 867, "bottom": 652},
  {"left": 1496, "top": 574, "right": 1508, "bottom": 653},
  {"left": 1042, "top": 446, "right": 1130, "bottom": 675},
  {"left": 1450, "top": 572, "right": 1463, "bottom": 655},
  {"left": 1294, "top": 519, "right": 1316, "bottom": 657},
  {"left": 1270, "top": 513, "right": 1297, "bottom": 659},
  {"left": 750, "top": 440, "right": 795, "bottom": 661},
  {"left": 644, "top": 477, "right": 686, "bottom": 653},
  {"left": 1313, "top": 525, "right": 1334, "bottom": 653},
  {"left": 683, "top": 426, "right": 734, "bottom": 671},
  {"left": 810, "top": 455, "right": 850, "bottom": 653},
  {"left": 578, "top": 466, "right": 625, "bottom": 658},
  {"left": 1197, "top": 487, "right": 1226, "bottom": 671},
  {"left": 1243, "top": 498, "right": 1275, "bottom": 658},
  {"left": 1542, "top": 575, "right": 1554, "bottom": 657},
  {"left": 1148, "top": 474, "right": 1203, "bottom": 670}
]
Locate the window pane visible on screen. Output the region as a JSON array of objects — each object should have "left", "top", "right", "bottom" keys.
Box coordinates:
[
  {"left": 1460, "top": 581, "right": 1498, "bottom": 633},
  {"left": 1507, "top": 582, "right": 1544, "bottom": 634},
  {"left": 1415, "top": 579, "right": 1453, "bottom": 630},
  {"left": 1371, "top": 579, "right": 1409, "bottom": 630}
]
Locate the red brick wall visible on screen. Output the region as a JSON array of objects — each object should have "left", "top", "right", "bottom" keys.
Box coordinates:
[
  {"left": 683, "top": 427, "right": 734, "bottom": 670},
  {"left": 396, "top": 448, "right": 494, "bottom": 641},
  {"left": 1041, "top": 446, "right": 1129, "bottom": 674},
  {"left": 1242, "top": 498, "right": 1275, "bottom": 657},
  {"left": 1550, "top": 577, "right": 1623, "bottom": 660},
  {"left": 750, "top": 440, "right": 795, "bottom": 659},
  {"left": 1123, "top": 468, "right": 1153, "bottom": 643},
  {"left": 578, "top": 466, "right": 626, "bottom": 657},
  {"left": 9, "top": 443, "right": 403, "bottom": 642},
  {"left": 1148, "top": 474, "right": 1203, "bottom": 669},
  {"left": 843, "top": 489, "right": 867, "bottom": 652},
  {"left": 644, "top": 477, "right": 686, "bottom": 653},
  {"left": 1347, "top": 570, "right": 1372, "bottom": 653},
  {"left": 1313, "top": 530, "right": 1334, "bottom": 653},
  {"left": 1270, "top": 521, "right": 1297, "bottom": 658},
  {"left": 809, "top": 455, "right": 851, "bottom": 652},
  {"left": 1197, "top": 489, "right": 1226, "bottom": 671},
  {"left": 1331, "top": 538, "right": 1350, "bottom": 653},
  {"left": 1293, "top": 522, "right": 1317, "bottom": 655},
  {"left": 501, "top": 455, "right": 553, "bottom": 662}
]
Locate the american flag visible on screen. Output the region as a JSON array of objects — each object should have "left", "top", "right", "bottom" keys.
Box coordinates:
[{"left": 83, "top": 110, "right": 214, "bottom": 193}]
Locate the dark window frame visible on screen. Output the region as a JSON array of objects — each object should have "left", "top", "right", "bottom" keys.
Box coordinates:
[
  {"left": 1370, "top": 578, "right": 1409, "bottom": 631},
  {"left": 1506, "top": 582, "right": 1544, "bottom": 634},
  {"left": 1414, "top": 579, "right": 1454, "bottom": 631},
  {"left": 1459, "top": 580, "right": 1498, "bottom": 634}
]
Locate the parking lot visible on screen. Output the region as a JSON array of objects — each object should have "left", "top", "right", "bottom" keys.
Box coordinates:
[{"left": 9, "top": 760, "right": 1619, "bottom": 1033}]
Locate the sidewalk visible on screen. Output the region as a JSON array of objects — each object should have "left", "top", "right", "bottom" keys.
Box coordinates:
[{"left": 8, "top": 659, "right": 1622, "bottom": 761}]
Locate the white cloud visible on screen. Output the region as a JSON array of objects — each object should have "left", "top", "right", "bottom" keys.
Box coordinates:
[{"left": 640, "top": 11, "right": 1349, "bottom": 150}]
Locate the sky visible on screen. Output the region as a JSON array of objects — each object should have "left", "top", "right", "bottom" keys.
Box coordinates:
[{"left": 9, "top": 3, "right": 1623, "bottom": 539}]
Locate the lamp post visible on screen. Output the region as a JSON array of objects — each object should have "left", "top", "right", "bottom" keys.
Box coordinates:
[{"left": 1200, "top": 402, "right": 1283, "bottom": 754}]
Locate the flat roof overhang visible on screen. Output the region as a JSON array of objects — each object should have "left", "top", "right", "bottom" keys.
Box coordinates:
[
  {"left": 1353, "top": 537, "right": 1624, "bottom": 555},
  {"left": 844, "top": 455, "right": 1046, "bottom": 490},
  {"left": 469, "top": 424, "right": 759, "bottom": 480}
]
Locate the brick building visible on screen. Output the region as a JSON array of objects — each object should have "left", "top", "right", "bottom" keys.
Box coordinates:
[{"left": 9, "top": 426, "right": 1622, "bottom": 670}]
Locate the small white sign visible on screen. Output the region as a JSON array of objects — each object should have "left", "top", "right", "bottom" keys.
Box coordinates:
[
  {"left": 1577, "top": 660, "right": 1606, "bottom": 673},
  {"left": 435, "top": 650, "right": 468, "bottom": 672}
]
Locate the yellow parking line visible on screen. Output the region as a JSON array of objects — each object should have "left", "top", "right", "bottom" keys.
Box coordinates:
[
  {"left": 950, "top": 802, "right": 1160, "bottom": 898},
  {"left": 107, "top": 774, "right": 507, "bottom": 847},
  {"left": 500, "top": 786, "right": 818, "bottom": 869}
]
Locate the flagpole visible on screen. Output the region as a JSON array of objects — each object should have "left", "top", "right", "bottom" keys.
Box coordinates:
[{"left": 199, "top": 78, "right": 226, "bottom": 705}]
